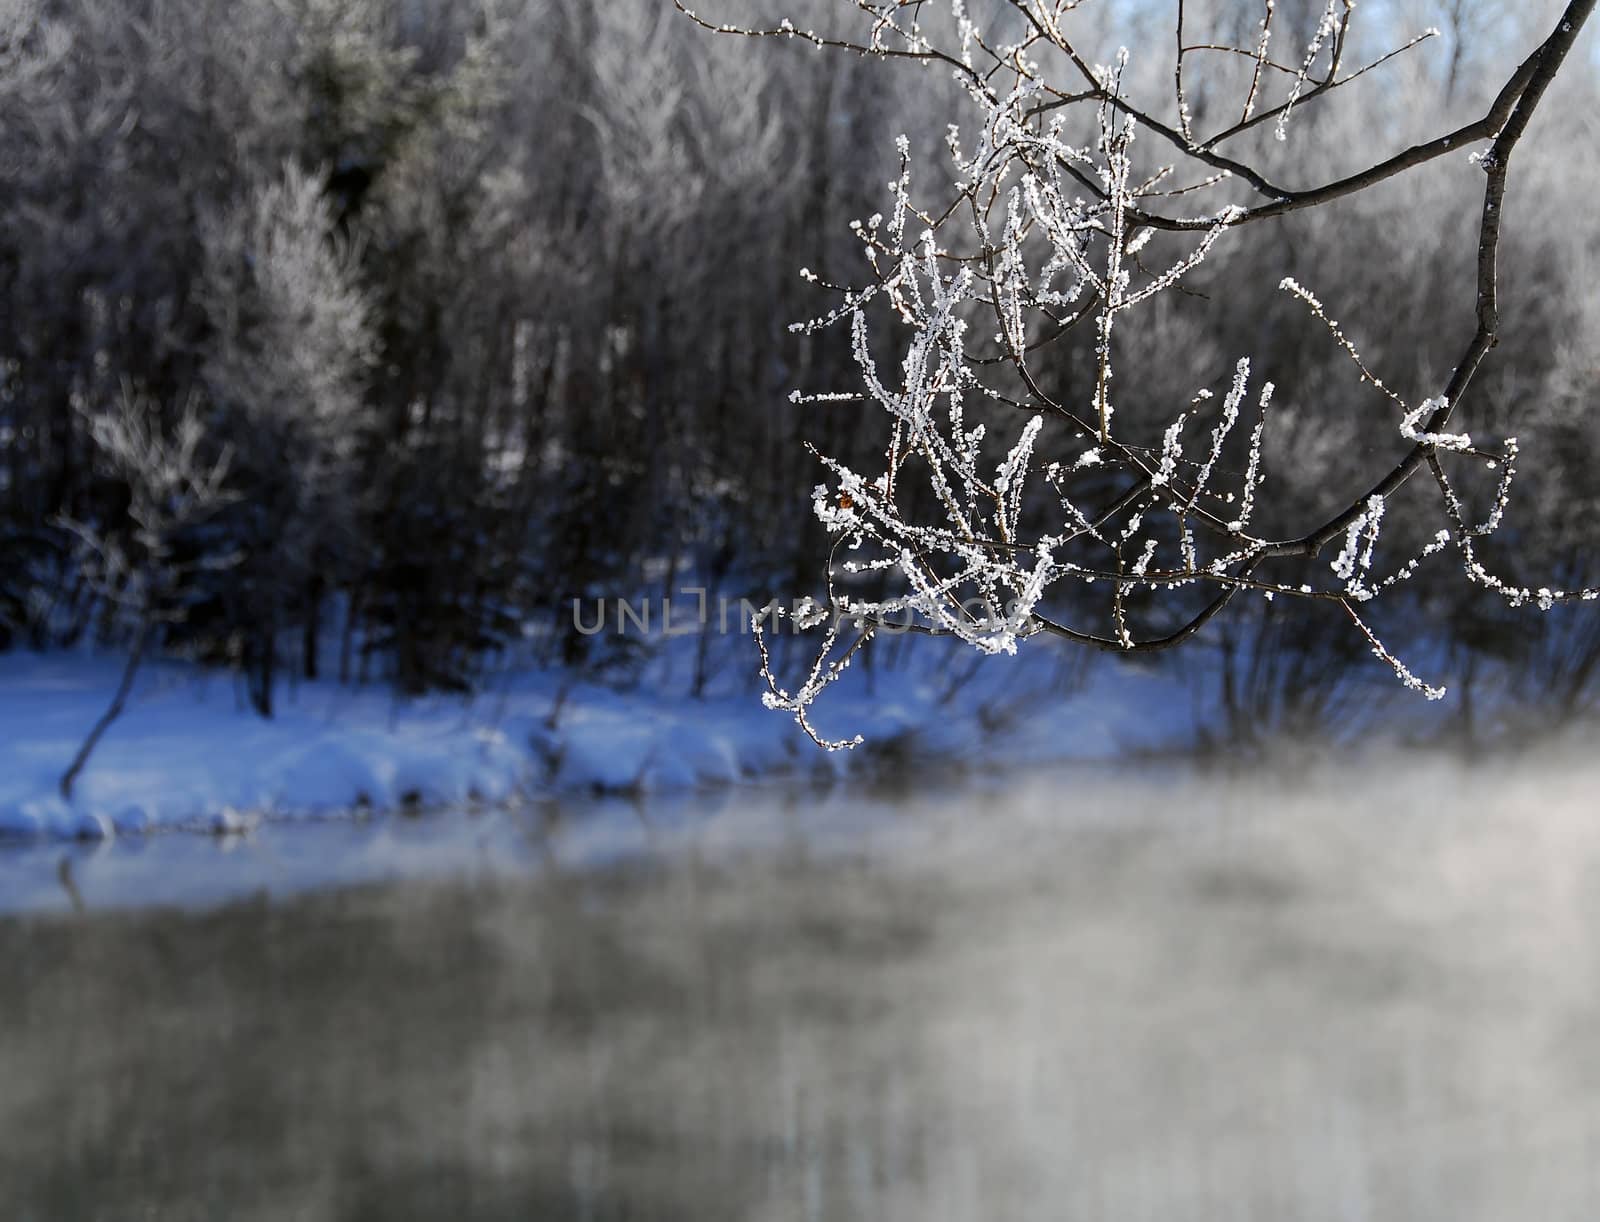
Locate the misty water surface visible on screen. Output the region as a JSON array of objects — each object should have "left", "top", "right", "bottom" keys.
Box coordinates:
[{"left": 4, "top": 755, "right": 1600, "bottom": 1220}]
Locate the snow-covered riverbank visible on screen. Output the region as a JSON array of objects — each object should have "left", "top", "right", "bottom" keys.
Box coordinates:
[{"left": 0, "top": 644, "right": 1188, "bottom": 841}]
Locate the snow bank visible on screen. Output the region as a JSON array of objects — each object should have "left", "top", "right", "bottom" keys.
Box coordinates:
[{"left": 0, "top": 643, "right": 1191, "bottom": 842}]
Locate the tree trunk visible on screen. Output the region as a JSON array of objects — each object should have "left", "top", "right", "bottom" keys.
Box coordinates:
[{"left": 60, "top": 617, "right": 151, "bottom": 802}]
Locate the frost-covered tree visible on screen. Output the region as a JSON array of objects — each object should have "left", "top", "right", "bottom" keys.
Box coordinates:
[
  {"left": 58, "top": 390, "right": 233, "bottom": 798},
  {"left": 197, "top": 161, "right": 376, "bottom": 713},
  {"left": 681, "top": 0, "right": 1598, "bottom": 746}
]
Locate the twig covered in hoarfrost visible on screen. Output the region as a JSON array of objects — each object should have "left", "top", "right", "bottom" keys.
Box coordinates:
[{"left": 681, "top": 0, "right": 1600, "bottom": 745}]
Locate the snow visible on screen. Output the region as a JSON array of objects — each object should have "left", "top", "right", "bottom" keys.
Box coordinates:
[{"left": 0, "top": 642, "right": 1192, "bottom": 842}]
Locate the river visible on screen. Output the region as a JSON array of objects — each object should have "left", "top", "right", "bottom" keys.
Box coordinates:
[{"left": 3, "top": 755, "right": 1599, "bottom": 1219}]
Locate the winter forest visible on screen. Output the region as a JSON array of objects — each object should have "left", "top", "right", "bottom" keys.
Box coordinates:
[{"left": 1, "top": 0, "right": 1596, "bottom": 751}]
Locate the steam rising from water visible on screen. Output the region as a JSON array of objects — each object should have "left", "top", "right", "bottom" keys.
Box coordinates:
[{"left": 4, "top": 753, "right": 1600, "bottom": 1218}]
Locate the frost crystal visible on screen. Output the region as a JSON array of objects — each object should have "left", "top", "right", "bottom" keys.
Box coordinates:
[{"left": 681, "top": 0, "right": 1599, "bottom": 745}]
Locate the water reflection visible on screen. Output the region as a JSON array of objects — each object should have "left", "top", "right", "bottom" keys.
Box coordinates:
[{"left": 4, "top": 757, "right": 1599, "bottom": 1219}]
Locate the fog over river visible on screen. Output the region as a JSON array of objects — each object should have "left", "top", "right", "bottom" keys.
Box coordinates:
[{"left": 4, "top": 753, "right": 1599, "bottom": 1220}]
